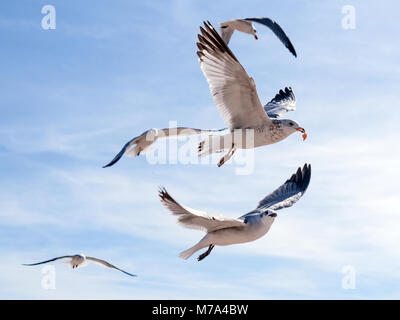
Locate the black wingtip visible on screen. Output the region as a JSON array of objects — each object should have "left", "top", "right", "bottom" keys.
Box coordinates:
[
  {"left": 103, "top": 140, "right": 132, "bottom": 168},
  {"left": 102, "top": 150, "right": 124, "bottom": 168},
  {"left": 123, "top": 271, "right": 137, "bottom": 277},
  {"left": 271, "top": 86, "right": 295, "bottom": 103},
  {"left": 158, "top": 186, "right": 169, "bottom": 201},
  {"left": 291, "top": 46, "right": 297, "bottom": 58},
  {"left": 285, "top": 41, "right": 297, "bottom": 58},
  {"left": 300, "top": 163, "right": 311, "bottom": 192},
  {"left": 286, "top": 163, "right": 311, "bottom": 193}
]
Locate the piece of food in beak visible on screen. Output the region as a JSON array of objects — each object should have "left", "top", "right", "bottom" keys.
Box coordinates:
[
  {"left": 254, "top": 34, "right": 258, "bottom": 40},
  {"left": 296, "top": 127, "right": 307, "bottom": 141}
]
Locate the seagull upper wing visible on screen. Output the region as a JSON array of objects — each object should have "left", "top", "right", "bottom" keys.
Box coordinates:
[
  {"left": 86, "top": 257, "right": 136, "bottom": 277},
  {"left": 264, "top": 87, "right": 296, "bottom": 118},
  {"left": 103, "top": 127, "right": 223, "bottom": 168},
  {"left": 196, "top": 21, "right": 271, "bottom": 130},
  {"left": 159, "top": 188, "right": 246, "bottom": 233},
  {"left": 22, "top": 256, "right": 73, "bottom": 266},
  {"left": 239, "top": 164, "right": 311, "bottom": 221},
  {"left": 244, "top": 17, "right": 297, "bottom": 57},
  {"left": 219, "top": 24, "right": 235, "bottom": 44},
  {"left": 257, "top": 163, "right": 311, "bottom": 211}
]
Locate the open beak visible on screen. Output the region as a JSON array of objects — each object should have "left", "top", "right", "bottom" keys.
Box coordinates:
[
  {"left": 254, "top": 34, "right": 258, "bottom": 40},
  {"left": 296, "top": 127, "right": 307, "bottom": 141}
]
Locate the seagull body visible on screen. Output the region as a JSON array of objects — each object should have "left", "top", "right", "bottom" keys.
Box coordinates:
[
  {"left": 219, "top": 17, "right": 297, "bottom": 57},
  {"left": 23, "top": 254, "right": 136, "bottom": 277},
  {"left": 219, "top": 19, "right": 258, "bottom": 42},
  {"left": 159, "top": 164, "right": 311, "bottom": 261},
  {"left": 103, "top": 21, "right": 305, "bottom": 168}
]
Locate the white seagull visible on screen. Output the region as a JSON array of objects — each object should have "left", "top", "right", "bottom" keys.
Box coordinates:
[
  {"left": 103, "top": 21, "right": 306, "bottom": 168},
  {"left": 22, "top": 254, "right": 136, "bottom": 277},
  {"left": 196, "top": 21, "right": 306, "bottom": 166},
  {"left": 159, "top": 163, "right": 311, "bottom": 261},
  {"left": 219, "top": 17, "right": 297, "bottom": 57}
]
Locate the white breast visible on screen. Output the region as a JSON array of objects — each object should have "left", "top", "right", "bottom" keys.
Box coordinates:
[{"left": 209, "top": 217, "right": 275, "bottom": 246}]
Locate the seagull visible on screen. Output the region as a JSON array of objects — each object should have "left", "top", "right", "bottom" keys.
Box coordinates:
[
  {"left": 159, "top": 163, "right": 311, "bottom": 261},
  {"left": 103, "top": 21, "right": 306, "bottom": 168},
  {"left": 196, "top": 21, "right": 306, "bottom": 167},
  {"left": 22, "top": 254, "right": 136, "bottom": 277},
  {"left": 103, "top": 127, "right": 223, "bottom": 168},
  {"left": 219, "top": 17, "right": 297, "bottom": 57}
]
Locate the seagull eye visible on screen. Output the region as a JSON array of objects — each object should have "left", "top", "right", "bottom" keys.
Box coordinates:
[{"left": 289, "top": 122, "right": 293, "bottom": 126}]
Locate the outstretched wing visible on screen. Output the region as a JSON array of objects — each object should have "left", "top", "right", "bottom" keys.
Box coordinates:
[
  {"left": 264, "top": 87, "right": 296, "bottom": 118},
  {"left": 257, "top": 163, "right": 311, "bottom": 211},
  {"left": 103, "top": 127, "right": 221, "bottom": 168},
  {"left": 86, "top": 257, "right": 136, "bottom": 277},
  {"left": 244, "top": 17, "right": 297, "bottom": 57},
  {"left": 196, "top": 21, "right": 271, "bottom": 130},
  {"left": 159, "top": 188, "right": 245, "bottom": 233},
  {"left": 22, "top": 256, "right": 73, "bottom": 266}
]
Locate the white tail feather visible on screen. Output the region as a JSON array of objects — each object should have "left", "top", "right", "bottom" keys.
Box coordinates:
[{"left": 179, "top": 247, "right": 198, "bottom": 260}]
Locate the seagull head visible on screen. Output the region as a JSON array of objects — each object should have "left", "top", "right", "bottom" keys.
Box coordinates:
[
  {"left": 262, "top": 209, "right": 278, "bottom": 219},
  {"left": 252, "top": 26, "right": 258, "bottom": 40},
  {"left": 281, "top": 119, "right": 307, "bottom": 141}
]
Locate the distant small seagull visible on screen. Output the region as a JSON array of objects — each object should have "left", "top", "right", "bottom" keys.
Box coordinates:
[
  {"left": 103, "top": 22, "right": 305, "bottom": 168},
  {"left": 159, "top": 164, "right": 311, "bottom": 261},
  {"left": 219, "top": 17, "right": 297, "bottom": 57},
  {"left": 22, "top": 254, "right": 136, "bottom": 277}
]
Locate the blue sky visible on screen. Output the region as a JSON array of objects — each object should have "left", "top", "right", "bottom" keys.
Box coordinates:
[{"left": 1, "top": 0, "right": 400, "bottom": 299}]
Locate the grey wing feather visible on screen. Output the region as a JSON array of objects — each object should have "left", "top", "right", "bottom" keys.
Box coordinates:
[
  {"left": 86, "top": 257, "right": 137, "bottom": 277},
  {"left": 257, "top": 163, "right": 311, "bottom": 211},
  {"left": 22, "top": 256, "right": 73, "bottom": 266},
  {"left": 264, "top": 87, "right": 296, "bottom": 118},
  {"left": 244, "top": 17, "right": 297, "bottom": 57}
]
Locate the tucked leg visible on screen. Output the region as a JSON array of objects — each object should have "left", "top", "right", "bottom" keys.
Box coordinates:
[
  {"left": 197, "top": 245, "right": 215, "bottom": 261},
  {"left": 217, "top": 144, "right": 236, "bottom": 167}
]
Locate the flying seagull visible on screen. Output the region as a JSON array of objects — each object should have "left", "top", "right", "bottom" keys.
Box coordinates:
[
  {"left": 196, "top": 21, "right": 306, "bottom": 166},
  {"left": 103, "top": 127, "right": 223, "bottom": 168},
  {"left": 159, "top": 163, "right": 311, "bottom": 261},
  {"left": 22, "top": 254, "right": 136, "bottom": 277},
  {"left": 103, "top": 21, "right": 305, "bottom": 168},
  {"left": 219, "top": 17, "right": 297, "bottom": 57}
]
